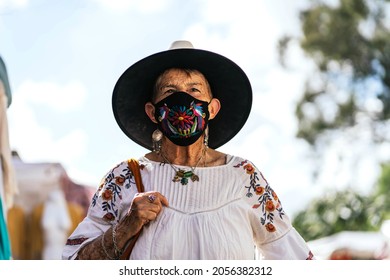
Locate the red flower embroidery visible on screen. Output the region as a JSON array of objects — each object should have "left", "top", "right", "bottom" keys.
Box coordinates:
[
  {"left": 102, "top": 189, "right": 113, "bottom": 201},
  {"left": 170, "top": 109, "right": 193, "bottom": 130},
  {"left": 255, "top": 186, "right": 265, "bottom": 195},
  {"left": 265, "top": 200, "right": 275, "bottom": 212},
  {"left": 115, "top": 176, "right": 125, "bottom": 186},
  {"left": 243, "top": 164, "right": 255, "bottom": 174},
  {"left": 233, "top": 159, "right": 286, "bottom": 234},
  {"left": 265, "top": 223, "right": 276, "bottom": 232},
  {"left": 103, "top": 212, "right": 115, "bottom": 221}
]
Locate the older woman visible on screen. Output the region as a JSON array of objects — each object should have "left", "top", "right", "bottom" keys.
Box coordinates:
[{"left": 62, "top": 41, "right": 314, "bottom": 260}]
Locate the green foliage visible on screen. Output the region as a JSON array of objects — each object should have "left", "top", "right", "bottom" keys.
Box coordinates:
[
  {"left": 293, "top": 162, "right": 390, "bottom": 241},
  {"left": 300, "top": 0, "right": 375, "bottom": 75},
  {"left": 373, "top": 162, "right": 390, "bottom": 216},
  {"left": 375, "top": 162, "right": 390, "bottom": 194},
  {"left": 293, "top": 188, "right": 380, "bottom": 241},
  {"left": 280, "top": 0, "right": 390, "bottom": 242},
  {"left": 280, "top": 0, "right": 390, "bottom": 146},
  {"left": 283, "top": 1, "right": 390, "bottom": 240}
]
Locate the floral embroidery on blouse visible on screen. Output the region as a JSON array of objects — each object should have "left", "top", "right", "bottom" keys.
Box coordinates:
[
  {"left": 65, "top": 237, "right": 89, "bottom": 246},
  {"left": 91, "top": 162, "right": 135, "bottom": 222},
  {"left": 234, "top": 160, "right": 285, "bottom": 232}
]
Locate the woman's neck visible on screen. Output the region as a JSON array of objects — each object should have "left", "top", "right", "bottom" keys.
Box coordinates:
[
  {"left": 160, "top": 137, "right": 206, "bottom": 166},
  {"left": 145, "top": 135, "right": 227, "bottom": 167}
]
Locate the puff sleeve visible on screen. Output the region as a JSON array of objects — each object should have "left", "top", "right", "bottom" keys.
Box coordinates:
[
  {"left": 234, "top": 159, "right": 314, "bottom": 260},
  {"left": 61, "top": 160, "right": 139, "bottom": 260}
]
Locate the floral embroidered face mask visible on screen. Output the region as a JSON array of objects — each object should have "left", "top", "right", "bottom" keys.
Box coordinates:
[{"left": 153, "top": 91, "right": 210, "bottom": 146}]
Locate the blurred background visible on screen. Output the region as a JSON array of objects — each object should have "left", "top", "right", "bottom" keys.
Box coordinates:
[{"left": 1, "top": 0, "right": 390, "bottom": 260}]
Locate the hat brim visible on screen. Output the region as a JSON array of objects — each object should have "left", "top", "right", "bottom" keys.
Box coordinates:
[{"left": 112, "top": 48, "right": 252, "bottom": 150}]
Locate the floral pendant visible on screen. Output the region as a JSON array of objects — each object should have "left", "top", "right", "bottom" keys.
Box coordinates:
[{"left": 172, "top": 169, "right": 199, "bottom": 185}]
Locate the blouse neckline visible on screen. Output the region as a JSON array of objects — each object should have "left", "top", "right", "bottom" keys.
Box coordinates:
[{"left": 139, "top": 154, "right": 236, "bottom": 170}]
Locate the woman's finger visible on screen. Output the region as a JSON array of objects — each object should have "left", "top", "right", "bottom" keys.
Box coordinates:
[
  {"left": 147, "top": 194, "right": 157, "bottom": 203},
  {"left": 129, "top": 192, "right": 168, "bottom": 224},
  {"left": 137, "top": 192, "right": 169, "bottom": 207}
]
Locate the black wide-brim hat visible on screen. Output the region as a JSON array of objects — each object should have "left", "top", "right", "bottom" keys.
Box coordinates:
[{"left": 112, "top": 41, "right": 252, "bottom": 150}]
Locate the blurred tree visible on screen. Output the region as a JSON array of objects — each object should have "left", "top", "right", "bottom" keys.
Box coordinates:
[
  {"left": 292, "top": 188, "right": 380, "bottom": 241},
  {"left": 372, "top": 162, "right": 390, "bottom": 217},
  {"left": 293, "top": 162, "right": 390, "bottom": 241},
  {"left": 279, "top": 0, "right": 390, "bottom": 146},
  {"left": 279, "top": 0, "right": 390, "bottom": 239}
]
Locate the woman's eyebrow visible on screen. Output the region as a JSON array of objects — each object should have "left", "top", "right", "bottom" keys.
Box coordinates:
[
  {"left": 160, "top": 82, "right": 202, "bottom": 89},
  {"left": 188, "top": 82, "right": 202, "bottom": 85},
  {"left": 159, "top": 84, "right": 177, "bottom": 90},
  {"left": 185, "top": 82, "right": 203, "bottom": 87}
]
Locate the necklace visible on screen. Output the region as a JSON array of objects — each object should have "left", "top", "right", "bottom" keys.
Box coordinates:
[{"left": 160, "top": 147, "right": 207, "bottom": 185}]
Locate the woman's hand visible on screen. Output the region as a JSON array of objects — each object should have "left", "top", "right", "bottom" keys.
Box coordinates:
[
  {"left": 115, "top": 191, "right": 169, "bottom": 248},
  {"left": 129, "top": 191, "right": 169, "bottom": 226},
  {"left": 75, "top": 192, "right": 168, "bottom": 260}
]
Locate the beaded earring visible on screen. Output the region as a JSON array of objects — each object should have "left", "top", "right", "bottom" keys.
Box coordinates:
[
  {"left": 204, "top": 126, "right": 209, "bottom": 148},
  {"left": 152, "top": 129, "right": 163, "bottom": 154}
]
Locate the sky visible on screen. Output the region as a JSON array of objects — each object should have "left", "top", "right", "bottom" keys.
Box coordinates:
[{"left": 0, "top": 0, "right": 386, "bottom": 216}]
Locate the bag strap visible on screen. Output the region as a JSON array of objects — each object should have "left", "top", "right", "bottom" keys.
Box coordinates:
[
  {"left": 127, "top": 158, "right": 144, "bottom": 193},
  {"left": 119, "top": 158, "right": 144, "bottom": 260}
]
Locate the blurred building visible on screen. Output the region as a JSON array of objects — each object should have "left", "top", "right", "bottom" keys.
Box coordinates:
[{"left": 7, "top": 152, "right": 95, "bottom": 259}]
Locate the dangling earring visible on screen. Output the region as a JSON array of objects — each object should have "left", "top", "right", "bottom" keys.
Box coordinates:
[
  {"left": 204, "top": 126, "right": 209, "bottom": 148},
  {"left": 152, "top": 129, "right": 163, "bottom": 154}
]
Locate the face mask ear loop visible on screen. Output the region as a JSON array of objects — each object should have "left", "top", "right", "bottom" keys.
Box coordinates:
[{"left": 207, "top": 97, "right": 214, "bottom": 106}]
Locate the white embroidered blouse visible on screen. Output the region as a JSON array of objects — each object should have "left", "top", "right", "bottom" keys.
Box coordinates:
[{"left": 62, "top": 155, "right": 313, "bottom": 260}]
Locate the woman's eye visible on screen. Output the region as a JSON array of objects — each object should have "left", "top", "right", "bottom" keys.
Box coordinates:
[
  {"left": 190, "top": 88, "right": 200, "bottom": 93},
  {"left": 163, "top": 89, "right": 175, "bottom": 94}
]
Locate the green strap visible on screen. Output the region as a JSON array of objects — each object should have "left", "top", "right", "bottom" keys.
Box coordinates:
[{"left": 0, "top": 199, "right": 12, "bottom": 260}]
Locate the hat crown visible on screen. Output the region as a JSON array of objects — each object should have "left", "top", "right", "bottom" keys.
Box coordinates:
[{"left": 169, "top": 40, "right": 194, "bottom": 50}]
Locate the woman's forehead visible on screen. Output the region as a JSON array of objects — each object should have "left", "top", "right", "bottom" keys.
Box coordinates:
[
  {"left": 152, "top": 68, "right": 213, "bottom": 101},
  {"left": 157, "top": 68, "right": 208, "bottom": 86}
]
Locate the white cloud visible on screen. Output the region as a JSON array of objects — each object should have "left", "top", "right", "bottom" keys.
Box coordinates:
[
  {"left": 0, "top": 0, "right": 29, "bottom": 10},
  {"left": 200, "top": 0, "right": 267, "bottom": 25},
  {"left": 91, "top": 0, "right": 171, "bottom": 14},
  {"left": 53, "top": 129, "right": 88, "bottom": 162},
  {"left": 8, "top": 105, "right": 88, "bottom": 165},
  {"left": 16, "top": 80, "right": 87, "bottom": 112},
  {"left": 184, "top": 0, "right": 279, "bottom": 71},
  {"left": 7, "top": 80, "right": 89, "bottom": 168}
]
